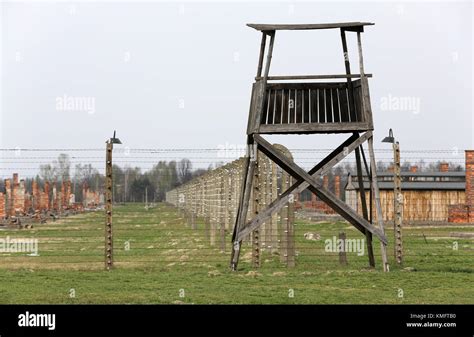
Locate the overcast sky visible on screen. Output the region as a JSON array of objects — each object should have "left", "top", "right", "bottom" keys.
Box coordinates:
[{"left": 0, "top": 1, "right": 472, "bottom": 160}]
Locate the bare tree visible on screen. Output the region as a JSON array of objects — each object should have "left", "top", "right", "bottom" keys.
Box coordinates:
[
  {"left": 39, "top": 164, "right": 57, "bottom": 182},
  {"left": 177, "top": 158, "right": 193, "bottom": 184},
  {"left": 53, "top": 153, "right": 71, "bottom": 181}
]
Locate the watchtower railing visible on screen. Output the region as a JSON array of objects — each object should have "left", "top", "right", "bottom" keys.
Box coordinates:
[{"left": 250, "top": 74, "right": 373, "bottom": 134}]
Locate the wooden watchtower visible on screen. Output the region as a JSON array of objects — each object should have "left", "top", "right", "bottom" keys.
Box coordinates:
[{"left": 230, "top": 22, "right": 389, "bottom": 271}]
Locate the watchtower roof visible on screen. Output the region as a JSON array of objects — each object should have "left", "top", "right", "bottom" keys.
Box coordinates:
[{"left": 247, "top": 22, "right": 374, "bottom": 32}]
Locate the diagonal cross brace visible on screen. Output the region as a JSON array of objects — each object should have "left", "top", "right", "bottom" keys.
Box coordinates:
[
  {"left": 235, "top": 131, "right": 372, "bottom": 242},
  {"left": 253, "top": 134, "right": 388, "bottom": 245}
]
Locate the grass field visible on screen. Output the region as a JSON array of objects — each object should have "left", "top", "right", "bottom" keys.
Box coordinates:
[{"left": 0, "top": 203, "right": 473, "bottom": 304}]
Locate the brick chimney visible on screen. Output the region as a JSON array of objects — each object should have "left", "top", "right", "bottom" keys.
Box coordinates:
[
  {"left": 410, "top": 165, "right": 418, "bottom": 173},
  {"left": 4, "top": 179, "right": 12, "bottom": 216},
  {"left": 14, "top": 179, "right": 26, "bottom": 213},
  {"left": 43, "top": 181, "right": 50, "bottom": 210},
  {"left": 0, "top": 193, "right": 5, "bottom": 218},
  {"left": 12, "top": 174, "right": 19, "bottom": 214},
  {"left": 66, "top": 181, "right": 72, "bottom": 207},
  {"left": 323, "top": 175, "right": 329, "bottom": 190},
  {"left": 439, "top": 162, "right": 449, "bottom": 172},
  {"left": 52, "top": 182, "right": 58, "bottom": 210},
  {"left": 334, "top": 175, "right": 341, "bottom": 199},
  {"left": 32, "top": 180, "right": 40, "bottom": 211},
  {"left": 466, "top": 151, "right": 474, "bottom": 221}
]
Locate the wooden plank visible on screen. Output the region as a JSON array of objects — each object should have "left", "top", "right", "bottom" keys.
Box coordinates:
[
  {"left": 325, "top": 89, "right": 333, "bottom": 123},
  {"left": 281, "top": 89, "right": 288, "bottom": 124},
  {"left": 257, "top": 74, "right": 372, "bottom": 81},
  {"left": 246, "top": 82, "right": 260, "bottom": 135},
  {"left": 289, "top": 89, "right": 295, "bottom": 123},
  {"left": 340, "top": 28, "right": 357, "bottom": 124},
  {"left": 303, "top": 89, "right": 310, "bottom": 123},
  {"left": 253, "top": 134, "right": 387, "bottom": 244},
  {"left": 367, "top": 136, "right": 389, "bottom": 272},
  {"left": 339, "top": 88, "right": 350, "bottom": 122},
  {"left": 353, "top": 85, "right": 362, "bottom": 122},
  {"left": 318, "top": 89, "right": 325, "bottom": 123},
  {"left": 296, "top": 89, "right": 303, "bottom": 123},
  {"left": 310, "top": 89, "right": 317, "bottom": 123},
  {"left": 247, "top": 22, "right": 374, "bottom": 31},
  {"left": 355, "top": 144, "right": 375, "bottom": 268},
  {"left": 265, "top": 89, "right": 275, "bottom": 124},
  {"left": 263, "top": 32, "right": 275, "bottom": 80},
  {"left": 230, "top": 155, "right": 253, "bottom": 269},
  {"left": 261, "top": 89, "right": 269, "bottom": 124},
  {"left": 256, "top": 33, "right": 267, "bottom": 78},
  {"left": 250, "top": 32, "right": 275, "bottom": 134},
  {"left": 274, "top": 89, "right": 282, "bottom": 124},
  {"left": 331, "top": 88, "right": 340, "bottom": 123},
  {"left": 258, "top": 122, "right": 371, "bottom": 134},
  {"left": 267, "top": 82, "right": 349, "bottom": 91},
  {"left": 357, "top": 32, "right": 373, "bottom": 128}
]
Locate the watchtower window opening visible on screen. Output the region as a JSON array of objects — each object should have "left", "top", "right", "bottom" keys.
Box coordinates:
[{"left": 266, "top": 29, "right": 350, "bottom": 78}]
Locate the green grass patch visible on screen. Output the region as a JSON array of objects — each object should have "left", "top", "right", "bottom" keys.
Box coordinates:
[{"left": 0, "top": 203, "right": 472, "bottom": 304}]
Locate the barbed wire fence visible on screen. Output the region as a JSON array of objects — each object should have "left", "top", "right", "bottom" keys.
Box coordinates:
[{"left": 0, "top": 147, "right": 472, "bottom": 272}]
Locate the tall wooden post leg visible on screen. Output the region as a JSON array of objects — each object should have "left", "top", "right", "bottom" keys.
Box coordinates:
[
  {"left": 230, "top": 148, "right": 257, "bottom": 270},
  {"left": 358, "top": 145, "right": 375, "bottom": 267},
  {"left": 367, "top": 136, "right": 389, "bottom": 272},
  {"left": 355, "top": 144, "right": 375, "bottom": 267}
]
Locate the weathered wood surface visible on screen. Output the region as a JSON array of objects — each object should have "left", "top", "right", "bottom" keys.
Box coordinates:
[
  {"left": 256, "top": 74, "right": 373, "bottom": 81},
  {"left": 247, "top": 22, "right": 374, "bottom": 31},
  {"left": 357, "top": 190, "right": 465, "bottom": 222},
  {"left": 236, "top": 132, "right": 372, "bottom": 241},
  {"left": 254, "top": 134, "right": 387, "bottom": 244},
  {"left": 261, "top": 84, "right": 364, "bottom": 126}
]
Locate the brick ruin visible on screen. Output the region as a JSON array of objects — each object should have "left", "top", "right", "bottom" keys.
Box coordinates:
[
  {"left": 0, "top": 193, "right": 5, "bottom": 218},
  {"left": 448, "top": 150, "right": 474, "bottom": 223},
  {"left": 296, "top": 174, "right": 342, "bottom": 214},
  {"left": 82, "top": 182, "right": 102, "bottom": 208},
  {"left": 0, "top": 173, "right": 103, "bottom": 219}
]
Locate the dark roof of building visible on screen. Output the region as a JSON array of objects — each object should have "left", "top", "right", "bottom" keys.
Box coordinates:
[
  {"left": 345, "top": 171, "right": 466, "bottom": 191},
  {"left": 376, "top": 171, "right": 465, "bottom": 177},
  {"left": 360, "top": 181, "right": 465, "bottom": 191},
  {"left": 247, "top": 22, "right": 374, "bottom": 31}
]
